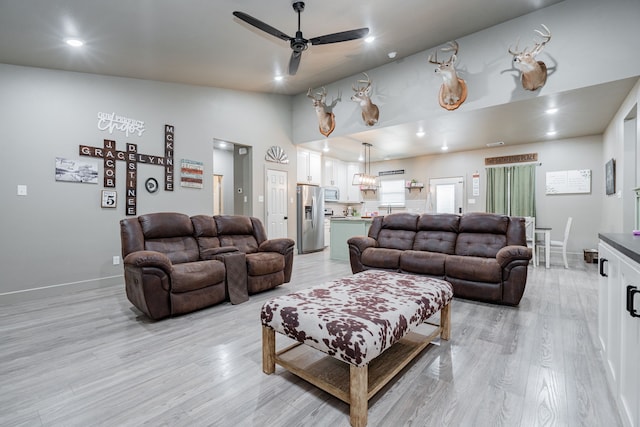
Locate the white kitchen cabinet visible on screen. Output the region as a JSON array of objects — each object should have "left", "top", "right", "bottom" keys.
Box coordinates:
[
  {"left": 324, "top": 217, "right": 330, "bottom": 247},
  {"left": 323, "top": 157, "right": 344, "bottom": 186},
  {"left": 297, "top": 149, "right": 322, "bottom": 185},
  {"left": 598, "top": 239, "right": 640, "bottom": 427},
  {"left": 619, "top": 256, "right": 640, "bottom": 427}
]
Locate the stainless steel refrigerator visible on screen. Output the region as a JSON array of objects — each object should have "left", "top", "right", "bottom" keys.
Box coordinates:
[{"left": 296, "top": 185, "right": 324, "bottom": 254}]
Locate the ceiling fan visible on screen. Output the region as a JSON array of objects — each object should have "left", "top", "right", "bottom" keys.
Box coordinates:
[{"left": 233, "top": 1, "right": 369, "bottom": 76}]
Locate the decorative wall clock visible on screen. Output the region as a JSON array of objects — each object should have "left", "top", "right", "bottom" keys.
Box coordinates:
[{"left": 145, "top": 177, "right": 159, "bottom": 193}]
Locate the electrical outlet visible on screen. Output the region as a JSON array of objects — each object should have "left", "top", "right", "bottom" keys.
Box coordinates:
[
  {"left": 112, "top": 255, "right": 120, "bottom": 265},
  {"left": 17, "top": 185, "right": 27, "bottom": 196}
]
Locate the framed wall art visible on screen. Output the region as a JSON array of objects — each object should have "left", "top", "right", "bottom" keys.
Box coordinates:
[
  {"left": 101, "top": 190, "right": 117, "bottom": 208},
  {"left": 605, "top": 158, "right": 616, "bottom": 195}
]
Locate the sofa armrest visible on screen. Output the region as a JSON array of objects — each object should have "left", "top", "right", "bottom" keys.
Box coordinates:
[
  {"left": 201, "top": 246, "right": 239, "bottom": 260},
  {"left": 259, "top": 238, "right": 295, "bottom": 255},
  {"left": 123, "top": 250, "right": 173, "bottom": 273},
  {"left": 347, "top": 236, "right": 377, "bottom": 253},
  {"left": 496, "top": 245, "right": 532, "bottom": 268}
]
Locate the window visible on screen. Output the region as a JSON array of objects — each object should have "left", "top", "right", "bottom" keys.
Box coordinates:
[
  {"left": 486, "top": 164, "right": 536, "bottom": 217},
  {"left": 379, "top": 179, "right": 405, "bottom": 207}
]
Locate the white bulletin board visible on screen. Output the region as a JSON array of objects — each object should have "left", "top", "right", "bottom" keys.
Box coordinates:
[{"left": 545, "top": 169, "right": 591, "bottom": 194}]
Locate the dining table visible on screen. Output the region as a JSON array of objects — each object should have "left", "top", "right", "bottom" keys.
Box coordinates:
[{"left": 534, "top": 227, "right": 552, "bottom": 268}]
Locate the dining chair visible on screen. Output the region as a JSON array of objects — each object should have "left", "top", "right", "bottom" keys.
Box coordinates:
[
  {"left": 538, "top": 217, "right": 573, "bottom": 269},
  {"left": 524, "top": 216, "right": 536, "bottom": 267}
]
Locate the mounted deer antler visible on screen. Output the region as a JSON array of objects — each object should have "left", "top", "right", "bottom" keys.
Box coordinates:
[
  {"left": 428, "top": 40, "right": 467, "bottom": 110},
  {"left": 509, "top": 24, "right": 552, "bottom": 91},
  {"left": 307, "top": 87, "right": 341, "bottom": 137},
  {"left": 350, "top": 73, "right": 379, "bottom": 126}
]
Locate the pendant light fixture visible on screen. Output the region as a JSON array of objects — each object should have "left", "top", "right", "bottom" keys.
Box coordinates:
[{"left": 352, "top": 142, "right": 379, "bottom": 187}]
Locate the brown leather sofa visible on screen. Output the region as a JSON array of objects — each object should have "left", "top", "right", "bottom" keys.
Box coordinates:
[
  {"left": 347, "top": 212, "right": 532, "bottom": 305},
  {"left": 120, "top": 212, "right": 295, "bottom": 320}
]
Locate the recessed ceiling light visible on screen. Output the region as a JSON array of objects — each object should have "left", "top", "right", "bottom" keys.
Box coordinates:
[
  {"left": 219, "top": 141, "right": 227, "bottom": 148},
  {"left": 546, "top": 108, "right": 558, "bottom": 114},
  {"left": 388, "top": 51, "right": 397, "bottom": 59},
  {"left": 416, "top": 131, "right": 425, "bottom": 137},
  {"left": 441, "top": 144, "right": 448, "bottom": 151},
  {"left": 65, "top": 39, "right": 84, "bottom": 47},
  {"left": 486, "top": 141, "right": 505, "bottom": 147},
  {"left": 364, "top": 36, "right": 375, "bottom": 43},
  {"left": 546, "top": 130, "right": 557, "bottom": 136},
  {"left": 274, "top": 75, "right": 284, "bottom": 82}
]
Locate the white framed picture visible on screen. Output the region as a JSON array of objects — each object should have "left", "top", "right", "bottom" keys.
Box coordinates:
[{"left": 101, "top": 190, "right": 117, "bottom": 208}]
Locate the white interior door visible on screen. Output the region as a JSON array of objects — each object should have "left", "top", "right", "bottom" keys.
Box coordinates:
[
  {"left": 266, "top": 169, "right": 288, "bottom": 238},
  {"left": 430, "top": 177, "right": 464, "bottom": 214}
]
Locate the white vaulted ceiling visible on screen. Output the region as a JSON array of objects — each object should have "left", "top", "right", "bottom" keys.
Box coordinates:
[{"left": 0, "top": 0, "right": 637, "bottom": 161}]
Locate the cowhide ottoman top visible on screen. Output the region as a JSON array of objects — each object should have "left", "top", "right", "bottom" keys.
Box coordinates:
[{"left": 260, "top": 270, "right": 453, "bottom": 367}]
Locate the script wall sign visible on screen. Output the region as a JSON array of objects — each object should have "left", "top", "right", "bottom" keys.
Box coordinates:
[{"left": 80, "top": 124, "right": 175, "bottom": 215}]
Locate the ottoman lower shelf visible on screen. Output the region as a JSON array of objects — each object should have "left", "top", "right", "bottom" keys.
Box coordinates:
[{"left": 266, "top": 323, "right": 443, "bottom": 403}]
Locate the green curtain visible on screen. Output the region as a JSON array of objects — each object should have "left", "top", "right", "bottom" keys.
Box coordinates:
[
  {"left": 510, "top": 164, "right": 536, "bottom": 217},
  {"left": 486, "top": 164, "right": 536, "bottom": 216},
  {"left": 486, "top": 167, "right": 508, "bottom": 214}
]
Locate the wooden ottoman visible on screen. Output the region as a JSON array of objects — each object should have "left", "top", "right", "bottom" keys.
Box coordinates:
[{"left": 260, "top": 270, "right": 453, "bottom": 427}]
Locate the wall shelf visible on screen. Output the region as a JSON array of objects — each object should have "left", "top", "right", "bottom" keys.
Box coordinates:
[{"left": 405, "top": 183, "right": 424, "bottom": 192}]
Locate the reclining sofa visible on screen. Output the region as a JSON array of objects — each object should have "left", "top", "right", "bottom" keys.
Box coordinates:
[
  {"left": 347, "top": 212, "right": 532, "bottom": 305},
  {"left": 120, "top": 212, "right": 294, "bottom": 320}
]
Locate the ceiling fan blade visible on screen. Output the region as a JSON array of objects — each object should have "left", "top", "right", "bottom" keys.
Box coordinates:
[
  {"left": 289, "top": 51, "right": 302, "bottom": 75},
  {"left": 232, "top": 11, "right": 292, "bottom": 42},
  {"left": 310, "top": 28, "right": 369, "bottom": 45}
]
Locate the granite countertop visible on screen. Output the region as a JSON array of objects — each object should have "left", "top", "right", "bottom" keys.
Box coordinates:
[{"left": 599, "top": 233, "right": 640, "bottom": 265}]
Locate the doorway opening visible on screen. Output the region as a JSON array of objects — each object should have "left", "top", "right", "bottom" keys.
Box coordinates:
[
  {"left": 430, "top": 177, "right": 464, "bottom": 214},
  {"left": 212, "top": 139, "right": 252, "bottom": 215}
]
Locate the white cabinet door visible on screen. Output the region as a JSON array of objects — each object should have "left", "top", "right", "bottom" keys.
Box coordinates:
[
  {"left": 297, "top": 149, "right": 322, "bottom": 185},
  {"left": 297, "top": 150, "right": 310, "bottom": 184},
  {"left": 334, "top": 161, "right": 347, "bottom": 200},
  {"left": 323, "top": 157, "right": 335, "bottom": 187},
  {"left": 308, "top": 151, "right": 322, "bottom": 185},
  {"left": 619, "top": 256, "right": 640, "bottom": 427}
]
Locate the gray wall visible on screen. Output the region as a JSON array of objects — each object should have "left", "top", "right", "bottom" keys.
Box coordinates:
[{"left": 0, "top": 64, "right": 295, "bottom": 297}]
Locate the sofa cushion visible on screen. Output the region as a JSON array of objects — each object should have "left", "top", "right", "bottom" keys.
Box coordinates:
[
  {"left": 145, "top": 236, "right": 200, "bottom": 264},
  {"left": 246, "top": 252, "right": 285, "bottom": 276},
  {"left": 399, "top": 250, "right": 446, "bottom": 276},
  {"left": 191, "top": 215, "right": 222, "bottom": 253},
  {"left": 170, "top": 260, "right": 226, "bottom": 292},
  {"left": 139, "top": 212, "right": 194, "bottom": 239},
  {"left": 361, "top": 247, "right": 402, "bottom": 270},
  {"left": 445, "top": 255, "right": 502, "bottom": 283},
  {"left": 455, "top": 233, "right": 507, "bottom": 258},
  {"left": 377, "top": 229, "right": 416, "bottom": 250}
]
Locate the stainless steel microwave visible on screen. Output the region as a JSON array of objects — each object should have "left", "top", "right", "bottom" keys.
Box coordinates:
[{"left": 324, "top": 187, "right": 340, "bottom": 202}]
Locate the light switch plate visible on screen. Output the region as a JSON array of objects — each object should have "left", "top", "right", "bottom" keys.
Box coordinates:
[{"left": 17, "top": 185, "right": 27, "bottom": 196}]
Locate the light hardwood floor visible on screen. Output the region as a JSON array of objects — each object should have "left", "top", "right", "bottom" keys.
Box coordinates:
[{"left": 0, "top": 251, "right": 622, "bottom": 427}]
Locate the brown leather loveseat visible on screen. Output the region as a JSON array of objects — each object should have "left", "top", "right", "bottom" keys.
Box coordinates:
[
  {"left": 120, "top": 212, "right": 294, "bottom": 320},
  {"left": 347, "top": 212, "right": 532, "bottom": 305}
]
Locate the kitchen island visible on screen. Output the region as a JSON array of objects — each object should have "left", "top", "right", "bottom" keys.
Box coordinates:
[{"left": 330, "top": 217, "right": 373, "bottom": 261}]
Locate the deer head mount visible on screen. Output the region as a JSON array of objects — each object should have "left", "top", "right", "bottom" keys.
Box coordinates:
[
  {"left": 509, "top": 24, "right": 552, "bottom": 91},
  {"left": 350, "top": 73, "right": 379, "bottom": 126},
  {"left": 307, "top": 87, "right": 341, "bottom": 137},
  {"left": 428, "top": 41, "right": 468, "bottom": 111}
]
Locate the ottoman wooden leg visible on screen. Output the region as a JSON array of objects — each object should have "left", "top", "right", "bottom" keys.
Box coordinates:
[
  {"left": 349, "top": 364, "right": 368, "bottom": 427},
  {"left": 262, "top": 326, "right": 275, "bottom": 374},
  {"left": 440, "top": 302, "right": 451, "bottom": 341}
]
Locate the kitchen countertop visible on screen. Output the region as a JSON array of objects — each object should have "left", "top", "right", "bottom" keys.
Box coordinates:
[
  {"left": 599, "top": 233, "right": 640, "bottom": 264},
  {"left": 330, "top": 216, "right": 374, "bottom": 221}
]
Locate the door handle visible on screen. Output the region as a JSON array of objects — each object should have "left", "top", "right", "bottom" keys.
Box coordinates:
[
  {"left": 284, "top": 216, "right": 288, "bottom": 220},
  {"left": 599, "top": 258, "right": 608, "bottom": 277},
  {"left": 627, "top": 285, "right": 640, "bottom": 318}
]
